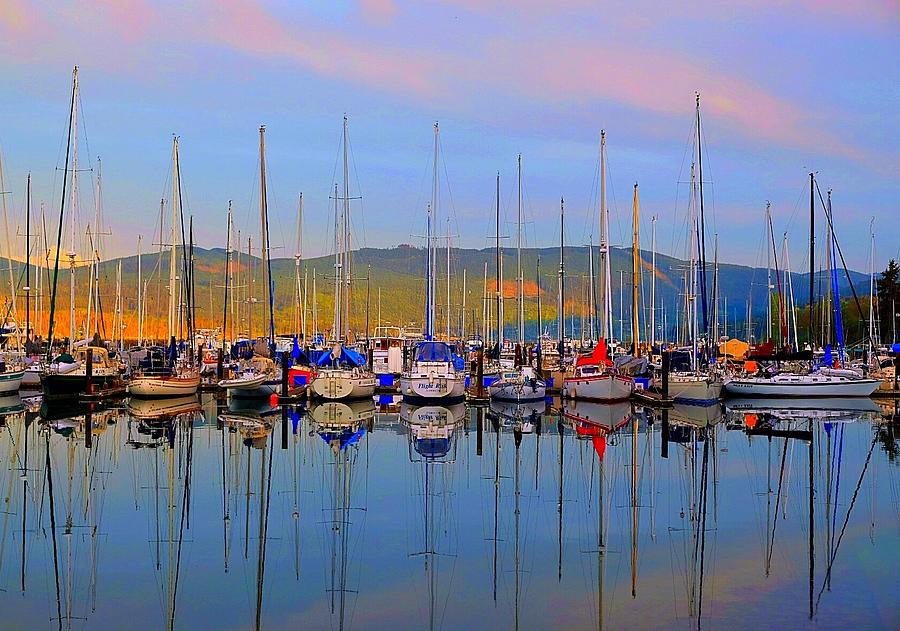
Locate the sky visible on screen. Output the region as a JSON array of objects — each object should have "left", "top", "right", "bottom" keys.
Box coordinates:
[{"left": 0, "top": 0, "right": 898, "bottom": 272}]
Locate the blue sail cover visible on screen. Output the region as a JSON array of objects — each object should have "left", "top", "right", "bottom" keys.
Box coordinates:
[
  {"left": 414, "top": 341, "right": 453, "bottom": 363},
  {"left": 318, "top": 425, "right": 366, "bottom": 450},
  {"left": 315, "top": 345, "right": 364, "bottom": 367}
]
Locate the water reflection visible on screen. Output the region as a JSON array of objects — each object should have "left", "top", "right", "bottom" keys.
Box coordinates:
[{"left": 0, "top": 395, "right": 896, "bottom": 629}]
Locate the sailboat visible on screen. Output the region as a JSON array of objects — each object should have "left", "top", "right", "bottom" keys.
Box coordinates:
[
  {"left": 490, "top": 156, "right": 547, "bottom": 402},
  {"left": 724, "top": 176, "right": 878, "bottom": 398},
  {"left": 41, "top": 68, "right": 121, "bottom": 399},
  {"left": 400, "top": 123, "right": 466, "bottom": 404},
  {"left": 0, "top": 162, "right": 27, "bottom": 392},
  {"left": 564, "top": 132, "right": 633, "bottom": 402},
  {"left": 220, "top": 126, "right": 284, "bottom": 399},
  {"left": 309, "top": 117, "right": 376, "bottom": 401},
  {"left": 667, "top": 96, "right": 723, "bottom": 404},
  {"left": 129, "top": 137, "right": 200, "bottom": 397}
]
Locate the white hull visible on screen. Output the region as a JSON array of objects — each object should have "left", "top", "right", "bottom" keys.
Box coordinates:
[
  {"left": 563, "top": 373, "right": 633, "bottom": 401},
  {"left": 22, "top": 364, "right": 42, "bottom": 387},
  {"left": 0, "top": 369, "right": 24, "bottom": 393},
  {"left": 128, "top": 374, "right": 201, "bottom": 397},
  {"left": 309, "top": 368, "right": 376, "bottom": 400},
  {"left": 489, "top": 380, "right": 546, "bottom": 402},
  {"left": 400, "top": 373, "right": 466, "bottom": 403},
  {"left": 667, "top": 374, "right": 723, "bottom": 404},
  {"left": 724, "top": 374, "right": 879, "bottom": 398}
]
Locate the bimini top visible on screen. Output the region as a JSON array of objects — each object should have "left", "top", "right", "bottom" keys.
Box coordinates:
[{"left": 414, "top": 341, "right": 453, "bottom": 363}]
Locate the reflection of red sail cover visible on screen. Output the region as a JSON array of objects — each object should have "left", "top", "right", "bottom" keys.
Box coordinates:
[
  {"left": 574, "top": 423, "right": 607, "bottom": 461},
  {"left": 575, "top": 338, "right": 613, "bottom": 367}
]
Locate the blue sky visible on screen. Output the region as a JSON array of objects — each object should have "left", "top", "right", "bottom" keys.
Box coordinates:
[{"left": 0, "top": 0, "right": 897, "bottom": 271}]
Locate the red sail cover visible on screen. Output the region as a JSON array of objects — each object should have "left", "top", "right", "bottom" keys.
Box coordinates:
[{"left": 575, "top": 338, "right": 613, "bottom": 367}]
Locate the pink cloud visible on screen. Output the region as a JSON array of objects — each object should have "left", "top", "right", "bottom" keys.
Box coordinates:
[
  {"left": 0, "top": 0, "right": 35, "bottom": 38},
  {"left": 0, "top": 0, "right": 875, "bottom": 161},
  {"left": 203, "top": 0, "right": 440, "bottom": 98},
  {"left": 359, "top": 0, "right": 398, "bottom": 24}
]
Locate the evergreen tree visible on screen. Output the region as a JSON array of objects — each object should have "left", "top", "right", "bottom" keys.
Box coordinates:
[{"left": 876, "top": 259, "right": 900, "bottom": 342}]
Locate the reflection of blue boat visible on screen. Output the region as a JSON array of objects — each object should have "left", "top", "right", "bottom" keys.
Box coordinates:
[{"left": 400, "top": 401, "right": 465, "bottom": 462}]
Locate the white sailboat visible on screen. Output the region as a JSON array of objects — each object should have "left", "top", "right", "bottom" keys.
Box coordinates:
[
  {"left": 128, "top": 136, "right": 200, "bottom": 397},
  {"left": 564, "top": 131, "right": 633, "bottom": 402},
  {"left": 221, "top": 126, "right": 282, "bottom": 399},
  {"left": 490, "top": 155, "right": 546, "bottom": 403},
  {"left": 665, "top": 96, "right": 722, "bottom": 404},
  {"left": 724, "top": 177, "right": 878, "bottom": 398},
  {"left": 400, "top": 123, "right": 466, "bottom": 404},
  {"left": 308, "top": 116, "right": 376, "bottom": 401}
]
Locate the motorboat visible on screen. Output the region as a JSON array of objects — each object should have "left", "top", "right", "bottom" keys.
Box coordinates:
[
  {"left": 219, "top": 355, "right": 281, "bottom": 398},
  {"left": 40, "top": 346, "right": 121, "bottom": 399}
]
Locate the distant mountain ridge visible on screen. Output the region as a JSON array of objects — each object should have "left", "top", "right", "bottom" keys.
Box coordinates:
[{"left": 4, "top": 245, "right": 868, "bottom": 341}]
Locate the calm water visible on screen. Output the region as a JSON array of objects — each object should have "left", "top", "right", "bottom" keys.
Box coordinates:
[{"left": 0, "top": 393, "right": 897, "bottom": 630}]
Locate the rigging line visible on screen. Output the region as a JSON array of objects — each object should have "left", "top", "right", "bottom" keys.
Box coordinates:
[
  {"left": 46, "top": 69, "right": 77, "bottom": 355},
  {"left": 765, "top": 438, "right": 790, "bottom": 573},
  {"left": 814, "top": 181, "right": 875, "bottom": 348},
  {"left": 815, "top": 433, "right": 878, "bottom": 609}
]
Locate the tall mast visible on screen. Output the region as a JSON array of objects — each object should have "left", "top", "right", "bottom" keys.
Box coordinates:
[
  {"left": 295, "top": 193, "right": 304, "bottom": 340},
  {"left": 766, "top": 202, "right": 772, "bottom": 342},
  {"left": 24, "top": 173, "right": 31, "bottom": 344},
  {"left": 808, "top": 172, "right": 815, "bottom": 349},
  {"left": 259, "top": 125, "right": 275, "bottom": 345},
  {"left": 631, "top": 183, "right": 640, "bottom": 353},
  {"left": 137, "top": 235, "right": 143, "bottom": 345},
  {"left": 588, "top": 237, "right": 596, "bottom": 343},
  {"left": 868, "top": 219, "right": 876, "bottom": 359},
  {"left": 222, "top": 201, "right": 232, "bottom": 353},
  {"left": 695, "top": 93, "right": 709, "bottom": 344},
  {"left": 431, "top": 123, "right": 439, "bottom": 340},
  {"left": 558, "top": 197, "right": 565, "bottom": 345},
  {"left": 690, "top": 165, "right": 699, "bottom": 370},
  {"left": 446, "top": 215, "right": 451, "bottom": 341},
  {"left": 536, "top": 256, "right": 542, "bottom": 338},
  {"left": 650, "top": 215, "right": 657, "bottom": 348},
  {"left": 67, "top": 68, "right": 80, "bottom": 352},
  {"left": 517, "top": 154, "right": 524, "bottom": 344},
  {"left": 342, "top": 116, "right": 351, "bottom": 343},
  {"left": 333, "top": 183, "right": 341, "bottom": 340},
  {"left": 46, "top": 66, "right": 77, "bottom": 357},
  {"left": 598, "top": 130, "right": 609, "bottom": 341},
  {"left": 495, "top": 173, "right": 503, "bottom": 347},
  {"left": 168, "top": 136, "right": 179, "bottom": 341},
  {"left": 0, "top": 151, "right": 19, "bottom": 349}
]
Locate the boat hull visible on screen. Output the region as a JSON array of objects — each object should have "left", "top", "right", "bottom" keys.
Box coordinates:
[
  {"left": 489, "top": 380, "right": 546, "bottom": 402},
  {"left": 562, "top": 373, "right": 633, "bottom": 402},
  {"left": 0, "top": 369, "right": 24, "bottom": 393},
  {"left": 723, "top": 376, "right": 880, "bottom": 397},
  {"left": 309, "top": 369, "right": 376, "bottom": 400},
  {"left": 40, "top": 372, "right": 119, "bottom": 399},
  {"left": 667, "top": 375, "right": 723, "bottom": 405},
  {"left": 128, "top": 374, "right": 201, "bottom": 398},
  {"left": 400, "top": 374, "right": 466, "bottom": 404}
]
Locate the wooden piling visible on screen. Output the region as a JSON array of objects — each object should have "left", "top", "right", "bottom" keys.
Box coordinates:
[{"left": 85, "top": 350, "right": 94, "bottom": 396}]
